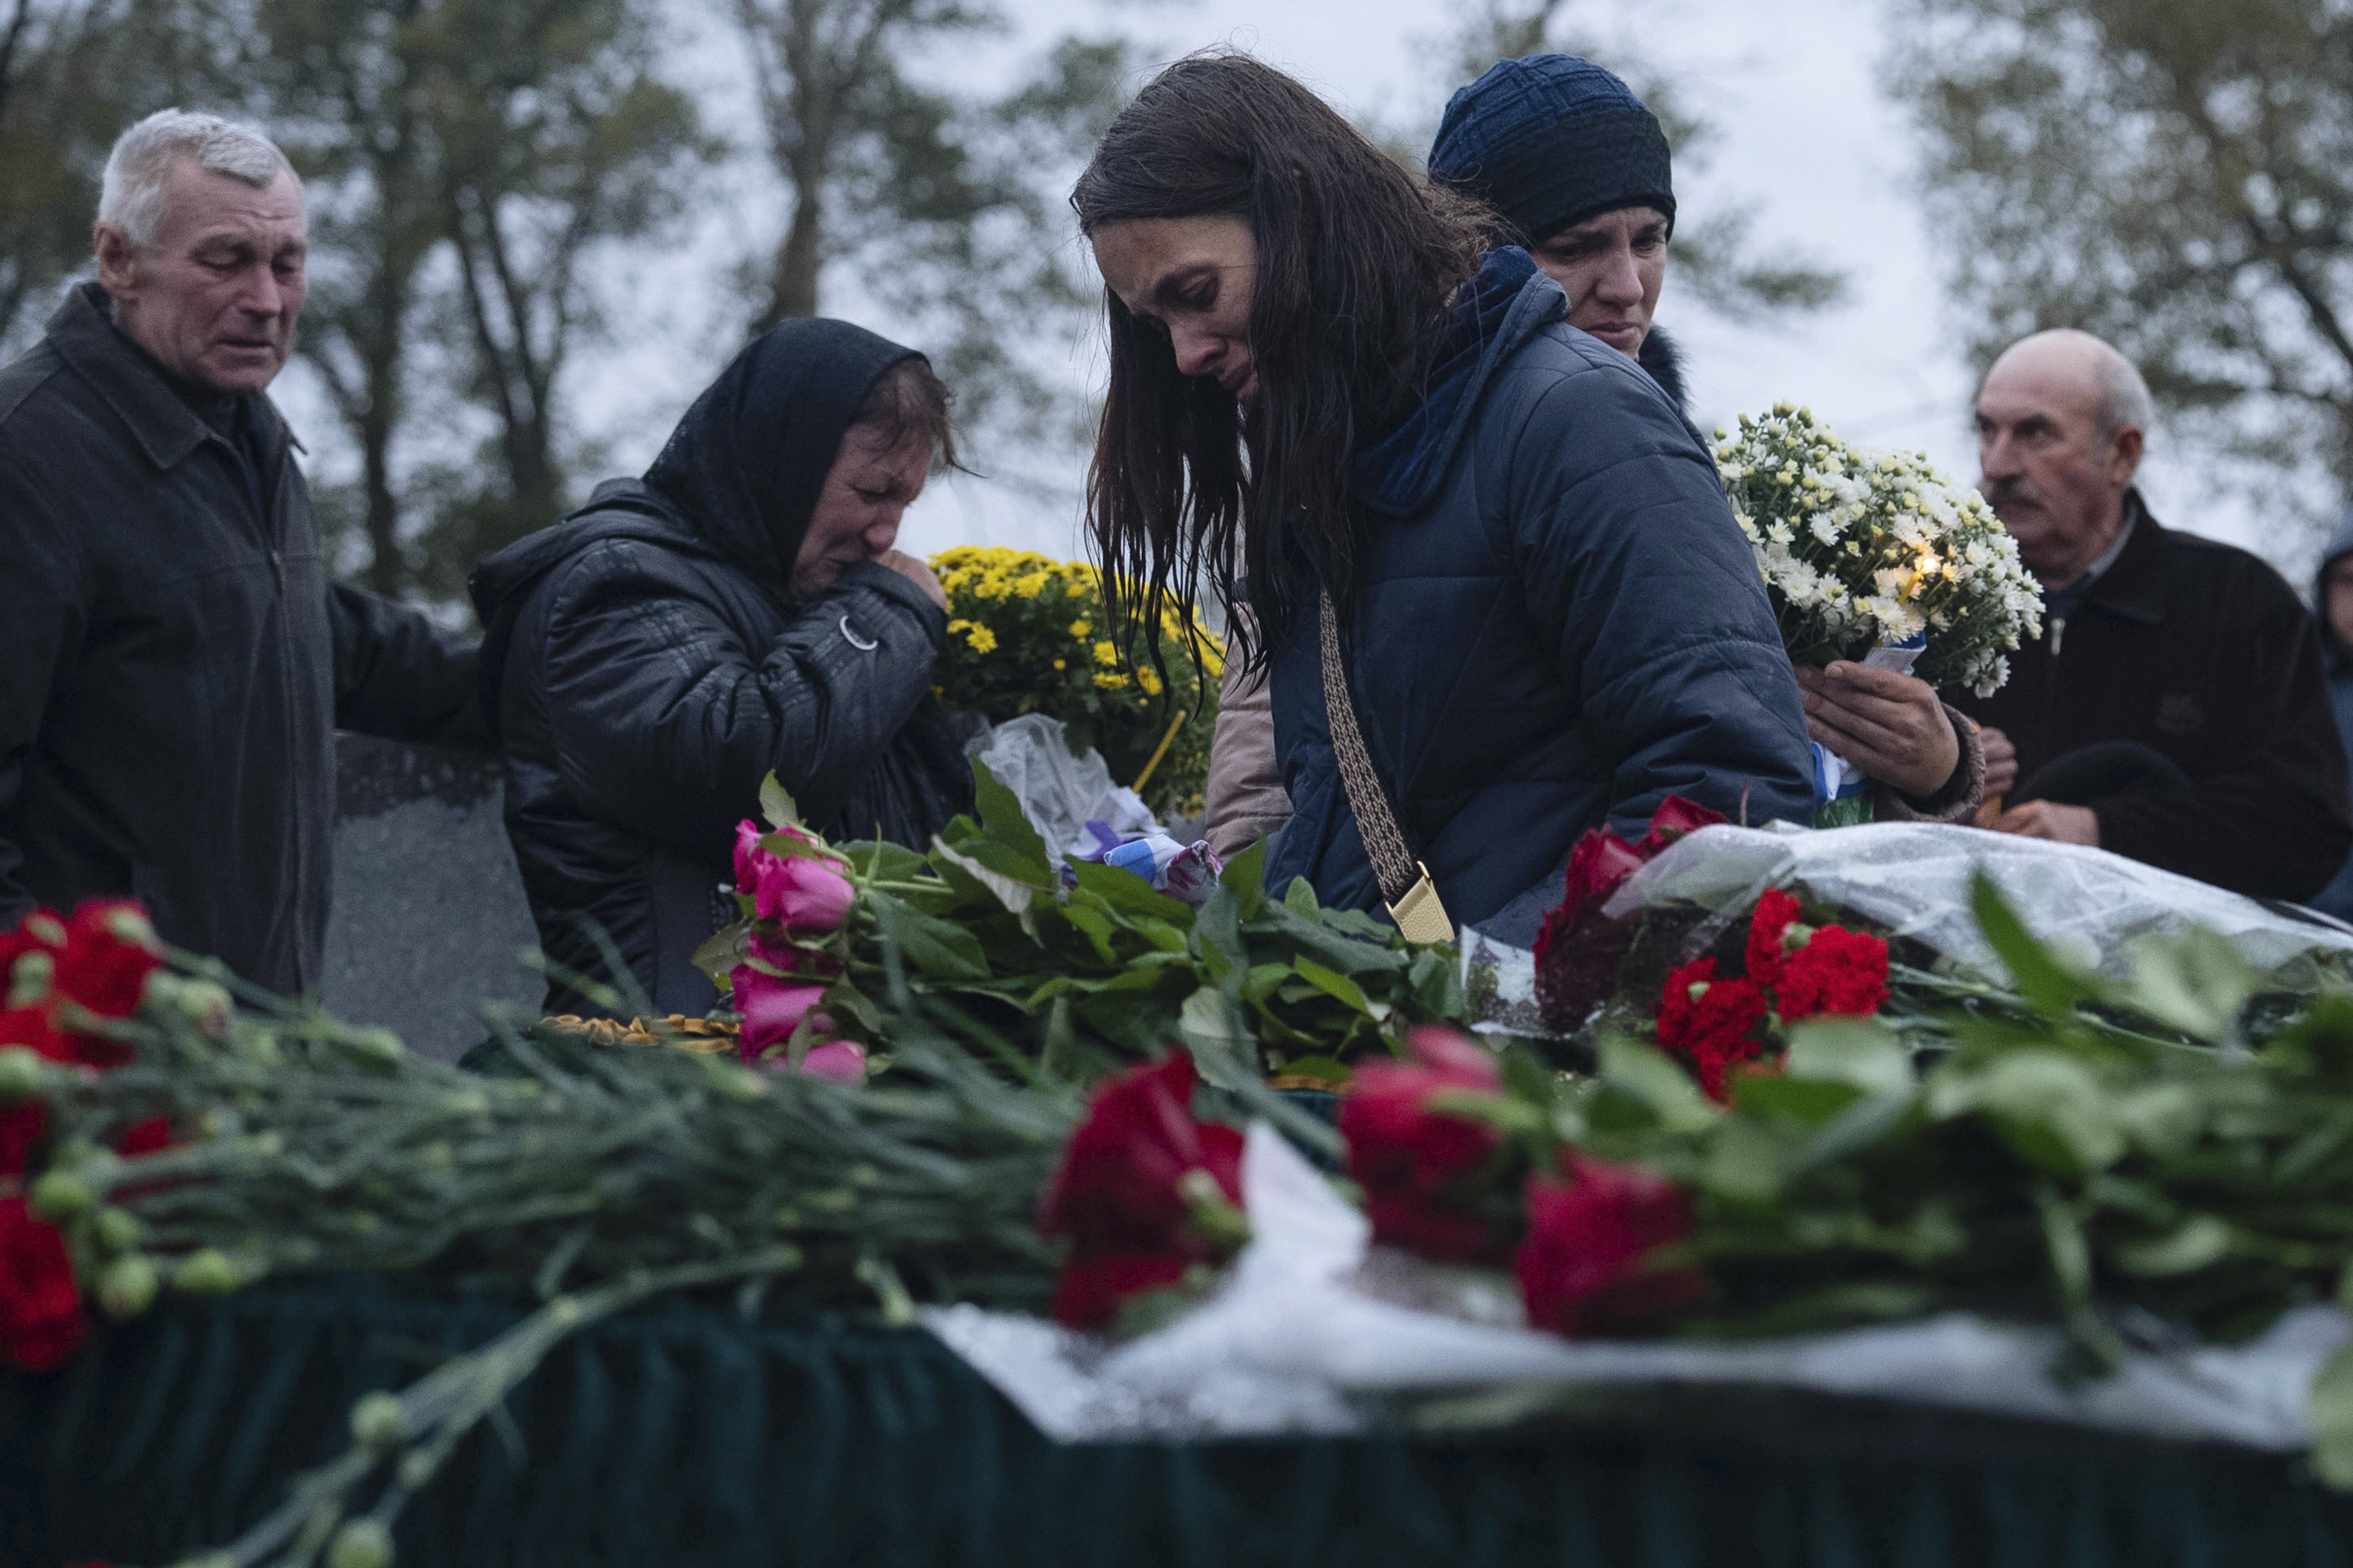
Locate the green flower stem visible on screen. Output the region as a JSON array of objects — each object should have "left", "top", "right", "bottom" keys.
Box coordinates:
[{"left": 204, "top": 1247, "right": 808, "bottom": 1568}]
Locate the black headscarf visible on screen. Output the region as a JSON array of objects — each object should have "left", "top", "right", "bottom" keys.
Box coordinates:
[{"left": 643, "top": 318, "right": 918, "bottom": 586}]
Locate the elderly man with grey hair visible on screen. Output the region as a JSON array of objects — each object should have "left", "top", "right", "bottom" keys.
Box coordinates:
[
  {"left": 0, "top": 109, "right": 485, "bottom": 995},
  {"left": 1954, "top": 328, "right": 2348, "bottom": 900}
]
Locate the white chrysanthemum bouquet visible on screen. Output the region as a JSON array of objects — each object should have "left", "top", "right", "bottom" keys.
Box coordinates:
[{"left": 1717, "top": 404, "right": 2042, "bottom": 700}]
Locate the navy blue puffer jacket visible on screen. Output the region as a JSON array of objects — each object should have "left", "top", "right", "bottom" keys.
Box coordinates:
[{"left": 1262, "top": 251, "right": 1813, "bottom": 943}]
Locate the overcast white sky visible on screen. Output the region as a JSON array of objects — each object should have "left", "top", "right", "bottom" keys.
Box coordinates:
[{"left": 272, "top": 0, "right": 2265, "bottom": 577}]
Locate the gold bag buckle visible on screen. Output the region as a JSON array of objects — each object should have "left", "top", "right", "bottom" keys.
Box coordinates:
[{"left": 1386, "top": 862, "right": 1455, "bottom": 946}]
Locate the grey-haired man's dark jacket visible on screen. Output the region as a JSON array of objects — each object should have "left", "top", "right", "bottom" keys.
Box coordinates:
[{"left": 0, "top": 282, "right": 484, "bottom": 995}]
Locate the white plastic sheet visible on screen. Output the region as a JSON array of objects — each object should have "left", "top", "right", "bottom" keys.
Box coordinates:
[
  {"left": 1614, "top": 822, "right": 2353, "bottom": 986},
  {"left": 965, "top": 715, "right": 1155, "bottom": 864},
  {"left": 1460, "top": 824, "right": 2353, "bottom": 1034},
  {"left": 926, "top": 1122, "right": 2346, "bottom": 1446}
]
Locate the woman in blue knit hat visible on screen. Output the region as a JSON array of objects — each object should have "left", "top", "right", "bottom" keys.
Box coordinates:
[
  {"left": 1077, "top": 53, "right": 1813, "bottom": 944},
  {"left": 1424, "top": 53, "right": 1987, "bottom": 825}
]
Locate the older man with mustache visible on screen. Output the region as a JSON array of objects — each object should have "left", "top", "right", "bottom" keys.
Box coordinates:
[{"left": 1954, "top": 329, "right": 2348, "bottom": 900}]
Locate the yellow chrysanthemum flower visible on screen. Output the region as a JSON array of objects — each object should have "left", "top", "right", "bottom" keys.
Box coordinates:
[
  {"left": 1136, "top": 667, "right": 1163, "bottom": 697},
  {"left": 965, "top": 624, "right": 997, "bottom": 653},
  {"left": 1093, "top": 671, "right": 1129, "bottom": 690},
  {"left": 1053, "top": 658, "right": 1066, "bottom": 671},
  {"left": 1092, "top": 640, "right": 1118, "bottom": 667},
  {"left": 1014, "top": 572, "right": 1049, "bottom": 598},
  {"left": 1068, "top": 619, "right": 1091, "bottom": 639}
]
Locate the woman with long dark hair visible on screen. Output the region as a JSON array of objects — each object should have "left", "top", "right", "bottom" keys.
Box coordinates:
[{"left": 1075, "top": 53, "right": 1812, "bottom": 941}]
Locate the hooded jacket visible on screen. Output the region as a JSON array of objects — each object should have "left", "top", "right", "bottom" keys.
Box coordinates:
[
  {"left": 1951, "top": 493, "right": 2350, "bottom": 900},
  {"left": 470, "top": 321, "right": 972, "bottom": 1016},
  {"left": 0, "top": 283, "right": 483, "bottom": 995},
  {"left": 2311, "top": 511, "right": 2353, "bottom": 918},
  {"left": 1258, "top": 250, "right": 1813, "bottom": 941}
]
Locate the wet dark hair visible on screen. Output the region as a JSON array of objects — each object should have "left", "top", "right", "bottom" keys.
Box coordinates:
[
  {"left": 1071, "top": 52, "right": 1499, "bottom": 667},
  {"left": 849, "top": 353, "right": 962, "bottom": 473}
]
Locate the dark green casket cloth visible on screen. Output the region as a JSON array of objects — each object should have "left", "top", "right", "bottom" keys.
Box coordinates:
[{"left": 7, "top": 1275, "right": 2353, "bottom": 1567}]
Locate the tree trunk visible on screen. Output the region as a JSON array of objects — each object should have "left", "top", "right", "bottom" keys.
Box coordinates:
[{"left": 758, "top": 180, "right": 824, "bottom": 329}]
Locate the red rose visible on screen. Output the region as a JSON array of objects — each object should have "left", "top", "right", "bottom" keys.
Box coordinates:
[
  {"left": 1776, "top": 926, "right": 1890, "bottom": 1020},
  {"left": 1531, "top": 829, "right": 1649, "bottom": 1032},
  {"left": 53, "top": 901, "right": 161, "bottom": 1020},
  {"left": 1655, "top": 958, "right": 1768, "bottom": 1102},
  {"left": 1340, "top": 1025, "right": 1513, "bottom": 1264},
  {"left": 1744, "top": 887, "right": 1805, "bottom": 990},
  {"left": 1038, "top": 1052, "right": 1245, "bottom": 1328},
  {"left": 1049, "top": 1252, "right": 1191, "bottom": 1330},
  {"left": 0, "top": 1196, "right": 86, "bottom": 1371},
  {"left": 1533, "top": 799, "right": 1727, "bottom": 1035},
  {"left": 1515, "top": 1151, "right": 1704, "bottom": 1339},
  {"left": 1634, "top": 795, "right": 1726, "bottom": 855}
]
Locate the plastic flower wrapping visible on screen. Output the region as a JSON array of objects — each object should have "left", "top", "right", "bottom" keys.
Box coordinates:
[
  {"left": 928, "top": 546, "right": 1224, "bottom": 817},
  {"left": 1716, "top": 404, "right": 2042, "bottom": 698}
]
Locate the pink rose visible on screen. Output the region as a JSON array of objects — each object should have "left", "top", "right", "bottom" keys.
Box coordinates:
[
  {"left": 797, "top": 1039, "right": 867, "bottom": 1085},
  {"left": 730, "top": 964, "right": 829, "bottom": 1061},
  {"left": 733, "top": 822, "right": 855, "bottom": 934}
]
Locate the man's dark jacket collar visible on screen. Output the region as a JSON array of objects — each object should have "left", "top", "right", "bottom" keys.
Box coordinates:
[
  {"left": 44, "top": 281, "right": 294, "bottom": 473},
  {"left": 2076, "top": 489, "right": 2167, "bottom": 628}
]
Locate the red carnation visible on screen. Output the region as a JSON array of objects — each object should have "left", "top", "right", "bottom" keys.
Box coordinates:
[
  {"left": 1038, "top": 1052, "right": 1246, "bottom": 1329},
  {"left": 1744, "top": 888, "right": 1805, "bottom": 990},
  {"left": 1340, "top": 1025, "right": 1512, "bottom": 1264},
  {"left": 53, "top": 901, "right": 161, "bottom": 1020},
  {"left": 1655, "top": 958, "right": 1768, "bottom": 1102},
  {"left": 1515, "top": 1151, "right": 1705, "bottom": 1339},
  {"left": 0, "top": 1104, "right": 44, "bottom": 1178},
  {"left": 0, "top": 1196, "right": 86, "bottom": 1371},
  {"left": 1776, "top": 926, "right": 1891, "bottom": 1020}
]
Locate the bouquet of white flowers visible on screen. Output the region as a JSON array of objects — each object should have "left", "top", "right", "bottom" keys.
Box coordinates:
[{"left": 1716, "top": 404, "right": 2042, "bottom": 700}]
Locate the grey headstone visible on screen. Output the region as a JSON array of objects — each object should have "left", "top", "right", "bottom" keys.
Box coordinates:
[{"left": 323, "top": 734, "right": 544, "bottom": 1061}]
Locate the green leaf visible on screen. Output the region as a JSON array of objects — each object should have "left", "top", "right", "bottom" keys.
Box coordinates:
[
  {"left": 2117, "top": 929, "right": 2257, "bottom": 1043},
  {"left": 1699, "top": 1116, "right": 1787, "bottom": 1206},
  {"left": 1177, "top": 987, "right": 1262, "bottom": 1092},
  {"left": 691, "top": 920, "right": 752, "bottom": 987},
  {"left": 1969, "top": 871, "right": 2093, "bottom": 1017},
  {"left": 2112, "top": 1214, "right": 2232, "bottom": 1277},
  {"left": 1283, "top": 875, "right": 1320, "bottom": 916},
  {"left": 1933, "top": 1050, "right": 2123, "bottom": 1177},
  {"left": 1068, "top": 859, "right": 1194, "bottom": 922},
  {"left": 1270, "top": 1054, "right": 1351, "bottom": 1085},
  {"left": 2310, "top": 1345, "right": 2353, "bottom": 1489},
  {"left": 1293, "top": 957, "right": 1374, "bottom": 1017},
  {"left": 1784, "top": 1017, "right": 1912, "bottom": 1096},
  {"left": 929, "top": 836, "right": 1038, "bottom": 917},
  {"left": 1221, "top": 839, "right": 1267, "bottom": 919},
  {"left": 1193, "top": 887, "right": 1246, "bottom": 984},
  {"left": 866, "top": 892, "right": 991, "bottom": 982},
  {"left": 1062, "top": 902, "right": 1119, "bottom": 966},
  {"left": 1406, "top": 948, "right": 1467, "bottom": 1020},
  {"left": 970, "top": 759, "right": 1053, "bottom": 871},
  {"left": 1598, "top": 1039, "right": 1716, "bottom": 1133},
  {"left": 758, "top": 773, "right": 802, "bottom": 831},
  {"left": 842, "top": 840, "right": 930, "bottom": 883}
]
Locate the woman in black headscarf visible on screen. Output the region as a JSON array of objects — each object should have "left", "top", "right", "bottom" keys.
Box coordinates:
[{"left": 471, "top": 321, "right": 973, "bottom": 1016}]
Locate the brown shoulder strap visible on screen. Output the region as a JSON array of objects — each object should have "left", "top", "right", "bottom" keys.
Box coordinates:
[{"left": 1318, "top": 591, "right": 1453, "bottom": 944}]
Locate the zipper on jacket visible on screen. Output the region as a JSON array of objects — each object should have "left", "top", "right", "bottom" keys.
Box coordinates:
[{"left": 2049, "top": 615, "right": 2067, "bottom": 658}]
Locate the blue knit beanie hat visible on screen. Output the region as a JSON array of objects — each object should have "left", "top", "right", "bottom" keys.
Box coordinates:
[{"left": 1428, "top": 54, "right": 1675, "bottom": 246}]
